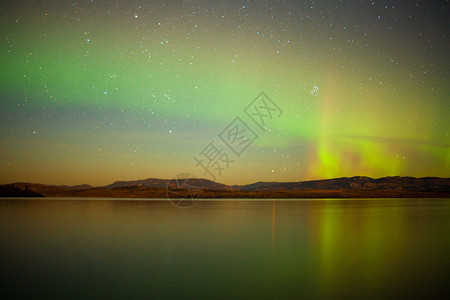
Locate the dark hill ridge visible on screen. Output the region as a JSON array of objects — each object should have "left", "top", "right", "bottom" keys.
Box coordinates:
[
  {"left": 0, "top": 184, "right": 43, "bottom": 197},
  {"left": 235, "top": 176, "right": 450, "bottom": 192},
  {"left": 104, "top": 178, "right": 233, "bottom": 190},
  {"left": 1, "top": 176, "right": 449, "bottom": 198},
  {"left": 101, "top": 176, "right": 450, "bottom": 192}
]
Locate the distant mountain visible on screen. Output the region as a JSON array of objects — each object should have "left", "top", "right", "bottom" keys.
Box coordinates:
[
  {"left": 1, "top": 176, "right": 449, "bottom": 198},
  {"left": 236, "top": 176, "right": 450, "bottom": 192},
  {"left": 104, "top": 177, "right": 233, "bottom": 190},
  {"left": 59, "top": 184, "right": 93, "bottom": 190}
]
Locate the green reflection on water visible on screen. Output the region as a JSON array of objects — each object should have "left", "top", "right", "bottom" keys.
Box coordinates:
[{"left": 0, "top": 199, "right": 449, "bottom": 299}]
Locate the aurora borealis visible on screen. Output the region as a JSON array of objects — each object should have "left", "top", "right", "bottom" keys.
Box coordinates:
[{"left": 1, "top": 0, "right": 449, "bottom": 186}]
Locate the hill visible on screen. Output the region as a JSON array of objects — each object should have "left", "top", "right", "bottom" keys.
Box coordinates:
[{"left": 1, "top": 176, "right": 449, "bottom": 198}]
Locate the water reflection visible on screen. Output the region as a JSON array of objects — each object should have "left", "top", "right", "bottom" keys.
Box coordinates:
[
  {"left": 0, "top": 198, "right": 449, "bottom": 299},
  {"left": 272, "top": 200, "right": 276, "bottom": 247}
]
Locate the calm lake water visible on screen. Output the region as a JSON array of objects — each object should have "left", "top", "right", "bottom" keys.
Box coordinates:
[{"left": 1, "top": 198, "right": 449, "bottom": 299}]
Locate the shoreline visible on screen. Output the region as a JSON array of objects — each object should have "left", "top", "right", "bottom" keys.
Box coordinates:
[{"left": 1, "top": 188, "right": 449, "bottom": 199}]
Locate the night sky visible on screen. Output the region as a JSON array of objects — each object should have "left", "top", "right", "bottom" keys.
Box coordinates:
[{"left": 1, "top": 0, "right": 449, "bottom": 186}]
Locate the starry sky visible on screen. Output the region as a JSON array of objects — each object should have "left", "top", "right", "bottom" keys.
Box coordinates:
[{"left": 1, "top": 0, "right": 449, "bottom": 186}]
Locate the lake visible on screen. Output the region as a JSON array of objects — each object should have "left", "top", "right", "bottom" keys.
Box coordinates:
[{"left": 1, "top": 198, "right": 449, "bottom": 299}]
